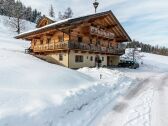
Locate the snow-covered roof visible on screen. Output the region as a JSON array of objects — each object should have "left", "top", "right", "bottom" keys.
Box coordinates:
[
  {"left": 46, "top": 16, "right": 56, "bottom": 22},
  {"left": 16, "top": 18, "right": 70, "bottom": 38},
  {"left": 36, "top": 15, "right": 57, "bottom": 28},
  {"left": 15, "top": 11, "right": 131, "bottom": 42}
]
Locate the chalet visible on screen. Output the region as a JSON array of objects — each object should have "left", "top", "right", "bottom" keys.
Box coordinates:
[{"left": 15, "top": 11, "right": 131, "bottom": 69}]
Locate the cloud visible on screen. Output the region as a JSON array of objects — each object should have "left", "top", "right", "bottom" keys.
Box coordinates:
[{"left": 20, "top": 0, "right": 168, "bottom": 47}]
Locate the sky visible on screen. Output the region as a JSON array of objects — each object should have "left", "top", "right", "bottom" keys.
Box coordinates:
[{"left": 20, "top": 0, "right": 168, "bottom": 47}]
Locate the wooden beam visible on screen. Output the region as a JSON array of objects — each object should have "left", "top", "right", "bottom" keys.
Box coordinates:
[
  {"left": 105, "top": 16, "right": 121, "bottom": 38},
  {"left": 108, "top": 14, "right": 127, "bottom": 39},
  {"left": 45, "top": 33, "right": 54, "bottom": 37},
  {"left": 106, "top": 24, "right": 117, "bottom": 29},
  {"left": 34, "top": 37, "right": 41, "bottom": 39}
]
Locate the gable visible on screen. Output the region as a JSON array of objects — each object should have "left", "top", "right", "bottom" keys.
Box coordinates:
[
  {"left": 68, "top": 11, "right": 131, "bottom": 42},
  {"left": 16, "top": 11, "right": 131, "bottom": 42},
  {"left": 90, "top": 12, "right": 131, "bottom": 42},
  {"left": 36, "top": 16, "right": 55, "bottom": 28}
]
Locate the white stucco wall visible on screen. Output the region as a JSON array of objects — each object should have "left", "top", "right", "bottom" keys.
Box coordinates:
[{"left": 69, "top": 50, "right": 107, "bottom": 69}]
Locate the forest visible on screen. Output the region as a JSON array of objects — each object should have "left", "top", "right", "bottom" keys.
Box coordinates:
[
  {"left": 0, "top": 0, "right": 42, "bottom": 23},
  {"left": 127, "top": 40, "right": 168, "bottom": 56}
]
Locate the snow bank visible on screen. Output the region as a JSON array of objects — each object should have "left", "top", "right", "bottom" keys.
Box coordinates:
[
  {"left": 0, "top": 37, "right": 95, "bottom": 93},
  {"left": 0, "top": 67, "right": 136, "bottom": 126},
  {"left": 0, "top": 15, "right": 95, "bottom": 92}
]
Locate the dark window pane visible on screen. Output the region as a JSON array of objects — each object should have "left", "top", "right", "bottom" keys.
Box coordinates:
[
  {"left": 75, "top": 55, "right": 83, "bottom": 62},
  {"left": 90, "top": 56, "right": 93, "bottom": 61},
  {"left": 78, "top": 36, "right": 83, "bottom": 43},
  {"left": 59, "top": 54, "right": 63, "bottom": 61}
]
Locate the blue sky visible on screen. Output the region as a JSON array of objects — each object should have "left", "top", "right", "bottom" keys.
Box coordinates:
[{"left": 20, "top": 0, "right": 168, "bottom": 47}]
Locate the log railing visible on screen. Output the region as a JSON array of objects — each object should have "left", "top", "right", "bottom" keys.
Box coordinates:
[{"left": 33, "top": 41, "right": 125, "bottom": 55}]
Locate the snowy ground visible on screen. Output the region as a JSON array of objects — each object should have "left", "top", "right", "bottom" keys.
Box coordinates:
[
  {"left": 0, "top": 16, "right": 168, "bottom": 126},
  {"left": 88, "top": 54, "right": 168, "bottom": 126}
]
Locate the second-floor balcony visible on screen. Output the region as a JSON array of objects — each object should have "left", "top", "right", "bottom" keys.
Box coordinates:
[{"left": 33, "top": 41, "right": 125, "bottom": 55}]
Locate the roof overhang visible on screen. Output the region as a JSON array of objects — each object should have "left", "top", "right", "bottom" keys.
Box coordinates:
[{"left": 15, "top": 11, "right": 131, "bottom": 42}]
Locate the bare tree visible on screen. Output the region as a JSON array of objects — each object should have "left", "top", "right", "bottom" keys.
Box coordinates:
[
  {"left": 58, "top": 7, "right": 73, "bottom": 20},
  {"left": 6, "top": 17, "right": 25, "bottom": 34},
  {"left": 7, "top": 0, "right": 26, "bottom": 34},
  {"left": 49, "top": 5, "right": 55, "bottom": 18}
]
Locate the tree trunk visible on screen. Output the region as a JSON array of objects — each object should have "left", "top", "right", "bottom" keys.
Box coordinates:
[{"left": 17, "top": 18, "right": 20, "bottom": 34}]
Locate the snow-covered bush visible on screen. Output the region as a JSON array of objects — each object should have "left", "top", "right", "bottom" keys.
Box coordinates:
[{"left": 121, "top": 48, "right": 144, "bottom": 64}]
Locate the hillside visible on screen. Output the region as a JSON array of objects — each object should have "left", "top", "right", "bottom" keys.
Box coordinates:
[
  {"left": 0, "top": 16, "right": 95, "bottom": 92},
  {"left": 0, "top": 15, "right": 36, "bottom": 37},
  {"left": 0, "top": 16, "right": 168, "bottom": 126}
]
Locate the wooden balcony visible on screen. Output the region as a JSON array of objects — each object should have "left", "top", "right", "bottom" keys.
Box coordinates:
[{"left": 33, "top": 41, "right": 125, "bottom": 55}]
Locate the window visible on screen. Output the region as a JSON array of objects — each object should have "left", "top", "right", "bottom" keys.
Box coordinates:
[
  {"left": 78, "top": 36, "right": 83, "bottom": 43},
  {"left": 75, "top": 55, "right": 83, "bottom": 63},
  {"left": 102, "top": 57, "right": 104, "bottom": 61},
  {"left": 90, "top": 56, "right": 93, "bottom": 61},
  {"left": 59, "top": 54, "right": 63, "bottom": 61},
  {"left": 58, "top": 36, "right": 63, "bottom": 42}
]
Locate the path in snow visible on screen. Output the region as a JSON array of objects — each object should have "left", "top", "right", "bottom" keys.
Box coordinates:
[
  {"left": 124, "top": 74, "right": 168, "bottom": 126},
  {"left": 95, "top": 70, "right": 168, "bottom": 126}
]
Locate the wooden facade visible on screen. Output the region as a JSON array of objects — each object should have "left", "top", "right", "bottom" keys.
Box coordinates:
[{"left": 16, "top": 11, "right": 131, "bottom": 68}]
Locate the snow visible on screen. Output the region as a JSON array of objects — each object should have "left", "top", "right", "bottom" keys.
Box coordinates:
[
  {"left": 0, "top": 15, "right": 36, "bottom": 37},
  {"left": 93, "top": 53, "right": 168, "bottom": 126},
  {"left": 0, "top": 15, "right": 168, "bottom": 126},
  {"left": 121, "top": 48, "right": 143, "bottom": 63},
  {"left": 46, "top": 16, "right": 57, "bottom": 22},
  {"left": 16, "top": 18, "right": 70, "bottom": 37}
]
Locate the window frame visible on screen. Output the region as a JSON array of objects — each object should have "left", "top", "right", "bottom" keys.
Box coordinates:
[
  {"left": 90, "top": 56, "right": 93, "bottom": 61},
  {"left": 59, "top": 54, "right": 63, "bottom": 61},
  {"left": 102, "top": 57, "right": 104, "bottom": 61},
  {"left": 75, "top": 55, "right": 84, "bottom": 63}
]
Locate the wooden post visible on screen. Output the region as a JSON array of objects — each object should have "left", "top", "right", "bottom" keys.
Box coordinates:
[
  {"left": 63, "top": 32, "right": 64, "bottom": 42},
  {"left": 69, "top": 28, "right": 71, "bottom": 41}
]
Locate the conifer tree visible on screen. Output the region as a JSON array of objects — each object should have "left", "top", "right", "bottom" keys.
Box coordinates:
[{"left": 49, "top": 5, "right": 55, "bottom": 18}]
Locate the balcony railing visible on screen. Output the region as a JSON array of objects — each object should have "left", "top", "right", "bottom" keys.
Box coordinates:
[{"left": 33, "top": 41, "right": 125, "bottom": 55}]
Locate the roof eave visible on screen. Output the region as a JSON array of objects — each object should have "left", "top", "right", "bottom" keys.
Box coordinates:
[{"left": 108, "top": 11, "right": 132, "bottom": 42}]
